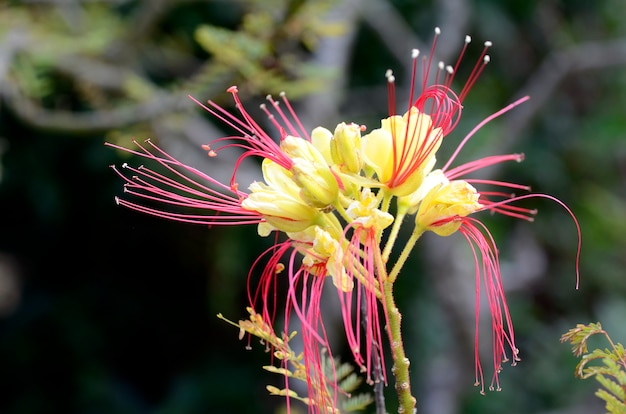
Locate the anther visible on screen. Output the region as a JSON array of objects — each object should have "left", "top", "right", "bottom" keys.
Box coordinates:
[
  {"left": 484, "top": 40, "right": 493, "bottom": 47},
  {"left": 434, "top": 27, "right": 441, "bottom": 35},
  {"left": 411, "top": 48, "right": 419, "bottom": 58},
  {"left": 465, "top": 35, "right": 471, "bottom": 43},
  {"left": 279, "top": 91, "right": 286, "bottom": 97},
  {"left": 438, "top": 61, "right": 444, "bottom": 70},
  {"left": 483, "top": 55, "right": 491, "bottom": 64},
  {"left": 122, "top": 162, "right": 129, "bottom": 168},
  {"left": 227, "top": 85, "right": 238, "bottom": 93},
  {"left": 114, "top": 196, "right": 120, "bottom": 205},
  {"left": 446, "top": 65, "right": 454, "bottom": 75}
]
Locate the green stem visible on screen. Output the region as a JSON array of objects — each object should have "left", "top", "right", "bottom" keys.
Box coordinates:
[
  {"left": 382, "top": 210, "right": 406, "bottom": 264},
  {"left": 383, "top": 280, "right": 416, "bottom": 413},
  {"left": 375, "top": 246, "right": 415, "bottom": 413}
]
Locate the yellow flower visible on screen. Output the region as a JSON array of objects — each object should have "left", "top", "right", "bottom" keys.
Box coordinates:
[
  {"left": 415, "top": 179, "right": 482, "bottom": 236},
  {"left": 362, "top": 107, "right": 443, "bottom": 196},
  {"left": 242, "top": 159, "right": 319, "bottom": 234},
  {"left": 346, "top": 188, "right": 394, "bottom": 230},
  {"left": 295, "top": 226, "right": 353, "bottom": 292}
]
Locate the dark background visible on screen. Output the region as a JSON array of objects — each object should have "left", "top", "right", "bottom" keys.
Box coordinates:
[{"left": 1, "top": 1, "right": 625, "bottom": 413}]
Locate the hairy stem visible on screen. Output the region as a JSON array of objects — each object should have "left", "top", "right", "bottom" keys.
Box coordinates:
[
  {"left": 375, "top": 245, "right": 416, "bottom": 413},
  {"left": 383, "top": 279, "right": 416, "bottom": 413},
  {"left": 382, "top": 209, "right": 405, "bottom": 264}
]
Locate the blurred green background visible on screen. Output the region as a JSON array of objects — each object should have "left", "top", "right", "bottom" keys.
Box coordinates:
[{"left": 1, "top": 1, "right": 625, "bottom": 413}]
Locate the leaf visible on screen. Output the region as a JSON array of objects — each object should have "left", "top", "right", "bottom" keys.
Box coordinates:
[
  {"left": 564, "top": 323, "right": 626, "bottom": 413},
  {"left": 342, "top": 393, "right": 375, "bottom": 412},
  {"left": 596, "top": 389, "right": 626, "bottom": 414},
  {"left": 596, "top": 374, "right": 626, "bottom": 402}
]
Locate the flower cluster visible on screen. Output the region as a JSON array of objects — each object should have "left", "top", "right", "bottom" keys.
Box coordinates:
[{"left": 108, "top": 28, "right": 580, "bottom": 413}]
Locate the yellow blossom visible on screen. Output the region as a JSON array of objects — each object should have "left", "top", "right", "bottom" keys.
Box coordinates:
[
  {"left": 346, "top": 188, "right": 394, "bottom": 230},
  {"left": 296, "top": 226, "right": 353, "bottom": 292},
  {"left": 361, "top": 107, "right": 443, "bottom": 196},
  {"left": 242, "top": 159, "right": 319, "bottom": 233},
  {"left": 415, "top": 179, "right": 482, "bottom": 236}
]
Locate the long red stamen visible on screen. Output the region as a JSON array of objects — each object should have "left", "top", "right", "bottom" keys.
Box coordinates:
[
  {"left": 442, "top": 96, "right": 530, "bottom": 173},
  {"left": 189, "top": 91, "right": 294, "bottom": 176},
  {"left": 106, "top": 140, "right": 261, "bottom": 226}
]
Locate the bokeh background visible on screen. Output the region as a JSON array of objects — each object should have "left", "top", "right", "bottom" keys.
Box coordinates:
[{"left": 1, "top": 1, "right": 625, "bottom": 413}]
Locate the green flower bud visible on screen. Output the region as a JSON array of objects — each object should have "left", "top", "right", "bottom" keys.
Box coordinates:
[
  {"left": 330, "top": 122, "right": 363, "bottom": 174},
  {"left": 281, "top": 135, "right": 339, "bottom": 209}
]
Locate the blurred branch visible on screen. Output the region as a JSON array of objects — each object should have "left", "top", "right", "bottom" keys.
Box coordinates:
[
  {"left": 434, "top": 0, "right": 471, "bottom": 60},
  {"left": 361, "top": 0, "right": 424, "bottom": 67},
  {"left": 0, "top": 30, "right": 28, "bottom": 81},
  {"left": 0, "top": 82, "right": 190, "bottom": 134},
  {"left": 0, "top": 1, "right": 341, "bottom": 135},
  {"left": 500, "top": 37, "right": 626, "bottom": 155},
  {"left": 299, "top": 0, "right": 360, "bottom": 127}
]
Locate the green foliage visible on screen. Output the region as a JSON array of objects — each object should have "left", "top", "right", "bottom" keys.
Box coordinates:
[
  {"left": 218, "top": 309, "right": 373, "bottom": 413},
  {"left": 561, "top": 323, "right": 626, "bottom": 413},
  {"left": 193, "top": 0, "right": 342, "bottom": 98},
  {"left": 0, "top": 0, "right": 342, "bottom": 137}
]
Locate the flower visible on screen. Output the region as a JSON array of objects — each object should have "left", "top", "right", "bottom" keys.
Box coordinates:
[
  {"left": 361, "top": 106, "right": 442, "bottom": 196},
  {"left": 414, "top": 176, "right": 482, "bottom": 236},
  {"left": 108, "top": 26, "right": 582, "bottom": 412}
]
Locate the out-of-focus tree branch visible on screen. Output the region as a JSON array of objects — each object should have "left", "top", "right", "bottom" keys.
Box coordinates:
[
  {"left": 499, "top": 38, "right": 626, "bottom": 155},
  {"left": 0, "top": 1, "right": 342, "bottom": 135}
]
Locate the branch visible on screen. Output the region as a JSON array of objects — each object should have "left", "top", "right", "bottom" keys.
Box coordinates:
[
  {"left": 498, "top": 38, "right": 626, "bottom": 155},
  {"left": 0, "top": 81, "right": 191, "bottom": 134}
]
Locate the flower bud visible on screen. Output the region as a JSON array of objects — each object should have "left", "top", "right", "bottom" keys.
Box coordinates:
[
  {"left": 310, "top": 127, "right": 333, "bottom": 164},
  {"left": 330, "top": 122, "right": 363, "bottom": 173},
  {"left": 281, "top": 135, "right": 339, "bottom": 209}
]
